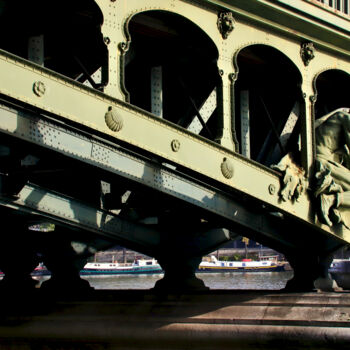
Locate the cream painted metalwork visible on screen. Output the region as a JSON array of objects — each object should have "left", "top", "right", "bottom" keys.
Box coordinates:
[{"left": 0, "top": 0, "right": 350, "bottom": 245}]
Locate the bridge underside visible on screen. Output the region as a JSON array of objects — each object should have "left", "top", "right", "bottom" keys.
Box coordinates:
[
  {"left": 0, "top": 100, "right": 345, "bottom": 293},
  {"left": 0, "top": 0, "right": 349, "bottom": 293}
]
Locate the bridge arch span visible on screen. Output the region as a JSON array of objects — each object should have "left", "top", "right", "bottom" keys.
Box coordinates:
[
  {"left": 122, "top": 10, "right": 222, "bottom": 142},
  {"left": 313, "top": 68, "right": 350, "bottom": 120},
  {"left": 232, "top": 44, "right": 303, "bottom": 167}
]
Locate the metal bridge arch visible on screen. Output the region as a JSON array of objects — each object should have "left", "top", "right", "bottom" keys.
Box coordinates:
[
  {"left": 232, "top": 44, "right": 303, "bottom": 168},
  {"left": 121, "top": 9, "right": 222, "bottom": 142},
  {"left": 313, "top": 68, "right": 350, "bottom": 120}
]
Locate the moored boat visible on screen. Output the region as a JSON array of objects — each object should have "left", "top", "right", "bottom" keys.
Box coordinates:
[
  {"left": 198, "top": 255, "right": 285, "bottom": 273},
  {"left": 0, "top": 256, "right": 286, "bottom": 278},
  {"left": 80, "top": 259, "right": 163, "bottom": 276}
]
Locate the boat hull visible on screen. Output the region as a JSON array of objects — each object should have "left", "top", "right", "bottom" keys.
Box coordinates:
[
  {"left": 80, "top": 267, "right": 163, "bottom": 276},
  {"left": 197, "top": 265, "right": 285, "bottom": 273}
]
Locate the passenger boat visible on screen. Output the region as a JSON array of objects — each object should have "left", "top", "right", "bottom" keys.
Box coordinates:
[
  {"left": 198, "top": 255, "right": 285, "bottom": 273},
  {"left": 80, "top": 259, "right": 163, "bottom": 276},
  {"left": 0, "top": 256, "right": 286, "bottom": 278}
]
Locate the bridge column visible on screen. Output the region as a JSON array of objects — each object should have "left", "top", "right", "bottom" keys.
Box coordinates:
[
  {"left": 0, "top": 222, "right": 39, "bottom": 290},
  {"left": 154, "top": 255, "right": 207, "bottom": 292},
  {"left": 40, "top": 237, "right": 92, "bottom": 293},
  {"left": 285, "top": 252, "right": 338, "bottom": 292},
  {"left": 153, "top": 214, "right": 233, "bottom": 292}
]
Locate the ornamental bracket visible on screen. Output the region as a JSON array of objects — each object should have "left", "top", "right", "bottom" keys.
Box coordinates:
[
  {"left": 300, "top": 42, "right": 315, "bottom": 66},
  {"left": 217, "top": 11, "right": 235, "bottom": 40}
]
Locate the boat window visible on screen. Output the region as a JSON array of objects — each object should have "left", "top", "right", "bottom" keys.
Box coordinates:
[
  {"left": 234, "top": 45, "right": 303, "bottom": 167},
  {"left": 221, "top": 262, "right": 225, "bottom": 267},
  {"left": 242, "top": 263, "right": 246, "bottom": 267},
  {"left": 125, "top": 11, "right": 221, "bottom": 143},
  {"left": 229, "top": 263, "right": 233, "bottom": 266}
]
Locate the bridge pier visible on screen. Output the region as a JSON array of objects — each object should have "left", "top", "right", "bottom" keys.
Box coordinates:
[
  {"left": 154, "top": 255, "right": 207, "bottom": 292},
  {"left": 152, "top": 213, "right": 234, "bottom": 292},
  {"left": 40, "top": 235, "right": 93, "bottom": 293},
  {"left": 0, "top": 221, "right": 39, "bottom": 290},
  {"left": 284, "top": 252, "right": 338, "bottom": 292}
]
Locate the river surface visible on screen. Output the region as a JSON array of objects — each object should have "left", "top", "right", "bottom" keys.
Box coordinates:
[{"left": 35, "top": 271, "right": 293, "bottom": 290}]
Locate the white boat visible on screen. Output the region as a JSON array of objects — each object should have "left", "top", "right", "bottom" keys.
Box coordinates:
[
  {"left": 198, "top": 255, "right": 285, "bottom": 272},
  {"left": 25, "top": 255, "right": 285, "bottom": 277},
  {"left": 80, "top": 258, "right": 163, "bottom": 276}
]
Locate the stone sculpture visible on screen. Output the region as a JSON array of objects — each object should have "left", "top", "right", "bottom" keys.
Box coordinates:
[{"left": 314, "top": 108, "right": 350, "bottom": 228}]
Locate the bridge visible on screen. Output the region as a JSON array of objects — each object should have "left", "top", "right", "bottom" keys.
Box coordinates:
[
  {"left": 0, "top": 0, "right": 350, "bottom": 347},
  {"left": 0, "top": 0, "right": 349, "bottom": 291}
]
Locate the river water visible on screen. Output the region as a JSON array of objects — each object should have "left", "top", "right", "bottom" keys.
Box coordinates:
[{"left": 34, "top": 271, "right": 293, "bottom": 290}]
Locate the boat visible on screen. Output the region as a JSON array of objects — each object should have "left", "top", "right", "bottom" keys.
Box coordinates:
[
  {"left": 80, "top": 259, "right": 163, "bottom": 276},
  {"left": 31, "top": 262, "right": 51, "bottom": 276},
  {"left": 197, "top": 255, "right": 285, "bottom": 273},
  {"left": 0, "top": 255, "right": 286, "bottom": 278}
]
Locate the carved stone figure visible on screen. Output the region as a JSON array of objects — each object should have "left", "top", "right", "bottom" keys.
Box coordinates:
[
  {"left": 271, "top": 153, "right": 306, "bottom": 202},
  {"left": 314, "top": 108, "right": 350, "bottom": 228}
]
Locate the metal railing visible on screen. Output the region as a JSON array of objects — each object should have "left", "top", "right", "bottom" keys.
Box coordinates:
[{"left": 309, "top": 0, "right": 349, "bottom": 16}]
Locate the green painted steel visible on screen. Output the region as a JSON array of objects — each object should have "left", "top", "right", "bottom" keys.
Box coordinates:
[{"left": 0, "top": 0, "right": 349, "bottom": 257}]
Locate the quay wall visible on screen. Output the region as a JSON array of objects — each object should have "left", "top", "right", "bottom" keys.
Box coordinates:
[{"left": 1, "top": 290, "right": 349, "bottom": 350}]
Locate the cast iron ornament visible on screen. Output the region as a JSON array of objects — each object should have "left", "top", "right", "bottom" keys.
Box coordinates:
[
  {"left": 221, "top": 158, "right": 234, "bottom": 179},
  {"left": 171, "top": 139, "right": 180, "bottom": 152},
  {"left": 33, "top": 81, "right": 46, "bottom": 97},
  {"left": 300, "top": 42, "right": 315, "bottom": 66},
  {"left": 105, "top": 106, "right": 124, "bottom": 132},
  {"left": 217, "top": 12, "right": 235, "bottom": 40}
]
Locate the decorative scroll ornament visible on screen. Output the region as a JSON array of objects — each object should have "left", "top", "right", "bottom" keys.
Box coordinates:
[
  {"left": 105, "top": 106, "right": 123, "bottom": 132},
  {"left": 217, "top": 11, "right": 235, "bottom": 39},
  {"left": 221, "top": 158, "right": 234, "bottom": 179},
  {"left": 300, "top": 42, "right": 315, "bottom": 66}
]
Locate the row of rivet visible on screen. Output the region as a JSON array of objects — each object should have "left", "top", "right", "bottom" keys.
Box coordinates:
[{"left": 32, "top": 81, "right": 278, "bottom": 196}]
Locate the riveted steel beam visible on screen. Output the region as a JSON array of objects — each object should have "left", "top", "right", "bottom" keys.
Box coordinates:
[
  {"left": 0, "top": 183, "right": 237, "bottom": 257},
  {"left": 0, "top": 183, "right": 161, "bottom": 255},
  {"left": 0, "top": 49, "right": 349, "bottom": 245},
  {"left": 0, "top": 50, "right": 310, "bottom": 224},
  {"left": 0, "top": 103, "right": 283, "bottom": 244},
  {"left": 0, "top": 102, "right": 347, "bottom": 251}
]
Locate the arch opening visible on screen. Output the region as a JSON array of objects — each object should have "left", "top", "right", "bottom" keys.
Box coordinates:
[
  {"left": 0, "top": 0, "right": 107, "bottom": 88},
  {"left": 125, "top": 10, "right": 221, "bottom": 142},
  {"left": 314, "top": 69, "right": 350, "bottom": 120},
  {"left": 235, "top": 45, "right": 303, "bottom": 167}
]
